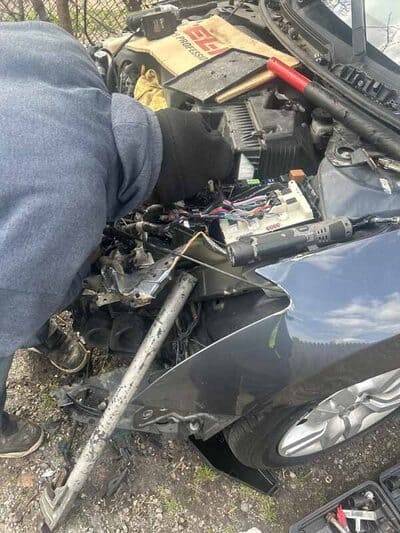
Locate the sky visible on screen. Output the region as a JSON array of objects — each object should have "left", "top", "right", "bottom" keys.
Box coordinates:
[{"left": 323, "top": 0, "right": 400, "bottom": 63}]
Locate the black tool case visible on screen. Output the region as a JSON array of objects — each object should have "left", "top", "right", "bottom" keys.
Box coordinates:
[
  {"left": 289, "top": 479, "right": 400, "bottom": 532},
  {"left": 380, "top": 464, "right": 400, "bottom": 512}
]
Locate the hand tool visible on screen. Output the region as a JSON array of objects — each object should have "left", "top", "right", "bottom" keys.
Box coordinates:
[
  {"left": 127, "top": 2, "right": 217, "bottom": 39},
  {"left": 348, "top": 491, "right": 375, "bottom": 510},
  {"left": 227, "top": 216, "right": 353, "bottom": 266},
  {"left": 369, "top": 215, "right": 400, "bottom": 225},
  {"left": 325, "top": 512, "right": 349, "bottom": 533},
  {"left": 39, "top": 272, "right": 197, "bottom": 530},
  {"left": 266, "top": 57, "right": 400, "bottom": 161},
  {"left": 336, "top": 505, "right": 351, "bottom": 532},
  {"left": 342, "top": 508, "right": 381, "bottom": 533}
]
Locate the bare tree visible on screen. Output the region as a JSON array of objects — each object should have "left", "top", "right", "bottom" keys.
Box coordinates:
[
  {"left": 17, "top": 0, "right": 24, "bottom": 20},
  {"left": 30, "top": 0, "right": 49, "bottom": 21},
  {"left": 0, "top": 0, "right": 19, "bottom": 20},
  {"left": 56, "top": 0, "right": 73, "bottom": 34}
]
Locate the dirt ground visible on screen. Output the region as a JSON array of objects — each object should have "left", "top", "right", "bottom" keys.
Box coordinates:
[{"left": 1, "top": 347, "right": 400, "bottom": 533}]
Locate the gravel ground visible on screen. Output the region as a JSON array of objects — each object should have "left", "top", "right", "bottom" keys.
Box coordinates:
[{"left": 1, "top": 346, "right": 400, "bottom": 533}]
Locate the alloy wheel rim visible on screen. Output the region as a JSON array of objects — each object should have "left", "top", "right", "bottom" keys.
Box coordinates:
[{"left": 278, "top": 368, "right": 400, "bottom": 458}]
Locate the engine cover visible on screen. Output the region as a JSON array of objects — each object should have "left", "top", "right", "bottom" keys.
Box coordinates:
[{"left": 220, "top": 93, "right": 317, "bottom": 180}]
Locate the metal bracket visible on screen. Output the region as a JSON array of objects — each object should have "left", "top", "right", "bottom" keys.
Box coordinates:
[{"left": 102, "top": 254, "right": 176, "bottom": 307}]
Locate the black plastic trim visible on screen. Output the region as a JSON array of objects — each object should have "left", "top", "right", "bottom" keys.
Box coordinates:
[{"left": 260, "top": 0, "right": 400, "bottom": 132}]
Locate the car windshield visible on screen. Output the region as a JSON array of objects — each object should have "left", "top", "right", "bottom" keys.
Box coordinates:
[{"left": 322, "top": 0, "right": 400, "bottom": 65}]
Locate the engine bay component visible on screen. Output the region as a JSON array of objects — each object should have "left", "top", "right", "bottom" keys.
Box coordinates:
[
  {"left": 227, "top": 216, "right": 353, "bottom": 266},
  {"left": 164, "top": 49, "right": 267, "bottom": 103},
  {"left": 217, "top": 93, "right": 317, "bottom": 179},
  {"left": 267, "top": 57, "right": 400, "bottom": 161},
  {"left": 101, "top": 253, "right": 176, "bottom": 307},
  {"left": 310, "top": 108, "right": 333, "bottom": 151},
  {"left": 80, "top": 310, "right": 112, "bottom": 349},
  {"left": 126, "top": 2, "right": 218, "bottom": 38},
  {"left": 140, "top": 10, "right": 178, "bottom": 40},
  {"left": 331, "top": 63, "right": 399, "bottom": 112},
  {"left": 109, "top": 313, "right": 147, "bottom": 356},
  {"left": 218, "top": 180, "right": 314, "bottom": 244}
]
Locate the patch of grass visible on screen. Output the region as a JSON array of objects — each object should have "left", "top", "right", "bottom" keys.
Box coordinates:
[
  {"left": 92, "top": 352, "right": 117, "bottom": 373},
  {"left": 239, "top": 484, "right": 279, "bottom": 523},
  {"left": 40, "top": 391, "right": 57, "bottom": 411},
  {"left": 289, "top": 470, "right": 313, "bottom": 485},
  {"left": 159, "top": 488, "right": 183, "bottom": 515},
  {"left": 226, "top": 500, "right": 237, "bottom": 515},
  {"left": 194, "top": 465, "right": 217, "bottom": 486},
  {"left": 257, "top": 495, "right": 278, "bottom": 524},
  {"left": 239, "top": 485, "right": 257, "bottom": 499},
  {"left": 314, "top": 490, "right": 328, "bottom": 507}
]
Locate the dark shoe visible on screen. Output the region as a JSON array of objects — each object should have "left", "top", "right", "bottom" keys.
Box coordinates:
[
  {"left": 30, "top": 328, "right": 88, "bottom": 374},
  {"left": 0, "top": 414, "right": 43, "bottom": 458}
]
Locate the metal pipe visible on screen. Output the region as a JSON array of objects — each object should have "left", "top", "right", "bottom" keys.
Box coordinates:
[{"left": 40, "top": 272, "right": 197, "bottom": 530}]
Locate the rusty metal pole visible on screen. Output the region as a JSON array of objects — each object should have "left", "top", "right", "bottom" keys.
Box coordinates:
[{"left": 40, "top": 272, "right": 197, "bottom": 530}]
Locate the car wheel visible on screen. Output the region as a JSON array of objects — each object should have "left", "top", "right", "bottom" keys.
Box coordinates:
[{"left": 226, "top": 368, "right": 400, "bottom": 468}]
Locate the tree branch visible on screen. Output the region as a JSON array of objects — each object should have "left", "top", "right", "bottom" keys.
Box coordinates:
[
  {"left": 56, "top": 0, "right": 73, "bottom": 34},
  {"left": 0, "top": 0, "right": 19, "bottom": 21},
  {"left": 30, "top": 0, "right": 49, "bottom": 21}
]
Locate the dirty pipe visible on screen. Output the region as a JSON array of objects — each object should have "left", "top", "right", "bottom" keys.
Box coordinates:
[{"left": 40, "top": 272, "right": 197, "bottom": 531}]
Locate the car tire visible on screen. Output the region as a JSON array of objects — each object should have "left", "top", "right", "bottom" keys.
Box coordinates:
[
  {"left": 226, "top": 405, "right": 315, "bottom": 469},
  {"left": 226, "top": 368, "right": 400, "bottom": 468}
]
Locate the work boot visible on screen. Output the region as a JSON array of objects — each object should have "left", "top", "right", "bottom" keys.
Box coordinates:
[
  {"left": 0, "top": 414, "right": 43, "bottom": 458},
  {"left": 29, "top": 327, "right": 88, "bottom": 374}
]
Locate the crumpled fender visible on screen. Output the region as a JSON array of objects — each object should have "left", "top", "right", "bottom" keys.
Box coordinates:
[{"left": 134, "top": 229, "right": 400, "bottom": 417}]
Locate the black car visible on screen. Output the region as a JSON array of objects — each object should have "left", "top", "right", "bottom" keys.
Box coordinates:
[{"left": 65, "top": 0, "right": 400, "bottom": 470}]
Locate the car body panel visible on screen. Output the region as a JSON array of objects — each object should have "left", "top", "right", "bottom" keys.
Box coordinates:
[{"left": 134, "top": 229, "right": 400, "bottom": 421}]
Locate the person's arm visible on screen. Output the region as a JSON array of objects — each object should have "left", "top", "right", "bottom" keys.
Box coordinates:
[
  {"left": 153, "top": 109, "right": 234, "bottom": 204},
  {"left": 108, "top": 100, "right": 234, "bottom": 220},
  {"left": 107, "top": 94, "right": 163, "bottom": 221}
]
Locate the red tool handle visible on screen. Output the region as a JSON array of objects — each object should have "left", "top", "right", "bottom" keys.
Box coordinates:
[{"left": 267, "top": 57, "right": 311, "bottom": 93}]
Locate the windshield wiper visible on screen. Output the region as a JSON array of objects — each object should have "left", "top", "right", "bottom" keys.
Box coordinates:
[{"left": 351, "top": 0, "right": 367, "bottom": 61}]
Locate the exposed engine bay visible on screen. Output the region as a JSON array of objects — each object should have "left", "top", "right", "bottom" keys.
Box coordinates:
[
  {"left": 74, "top": 9, "right": 400, "bottom": 374},
  {"left": 42, "top": 6, "right": 400, "bottom": 508},
  {"left": 72, "top": 80, "right": 400, "bottom": 366}
]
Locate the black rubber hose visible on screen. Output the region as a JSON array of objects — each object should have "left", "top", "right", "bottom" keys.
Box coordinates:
[
  {"left": 179, "top": 2, "right": 217, "bottom": 18},
  {"left": 304, "top": 83, "right": 400, "bottom": 160}
]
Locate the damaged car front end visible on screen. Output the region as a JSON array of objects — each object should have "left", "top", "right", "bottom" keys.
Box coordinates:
[{"left": 61, "top": 0, "right": 400, "bottom": 470}]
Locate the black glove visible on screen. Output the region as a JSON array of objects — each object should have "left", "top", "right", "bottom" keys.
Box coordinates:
[{"left": 153, "top": 109, "right": 233, "bottom": 204}]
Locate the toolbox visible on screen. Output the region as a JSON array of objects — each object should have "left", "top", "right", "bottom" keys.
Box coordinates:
[
  {"left": 380, "top": 463, "right": 400, "bottom": 513},
  {"left": 289, "top": 470, "right": 400, "bottom": 532}
]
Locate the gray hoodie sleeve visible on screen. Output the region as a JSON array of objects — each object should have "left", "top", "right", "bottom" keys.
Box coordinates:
[
  {"left": 108, "top": 93, "right": 162, "bottom": 220},
  {"left": 0, "top": 22, "right": 162, "bottom": 357}
]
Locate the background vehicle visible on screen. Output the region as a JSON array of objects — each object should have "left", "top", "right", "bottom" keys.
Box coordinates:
[{"left": 63, "top": 0, "right": 400, "bottom": 470}]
